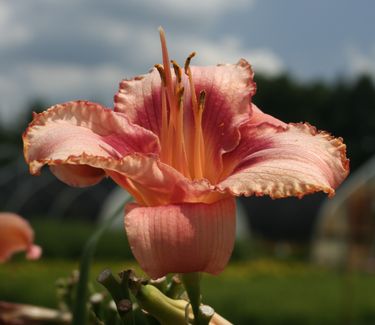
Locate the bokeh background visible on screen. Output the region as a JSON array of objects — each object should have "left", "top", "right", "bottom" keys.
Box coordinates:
[{"left": 1, "top": 1, "right": 375, "bottom": 324}]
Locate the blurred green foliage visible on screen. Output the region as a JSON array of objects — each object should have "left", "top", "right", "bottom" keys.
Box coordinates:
[
  {"left": 1, "top": 259, "right": 375, "bottom": 325},
  {"left": 31, "top": 219, "right": 133, "bottom": 260}
]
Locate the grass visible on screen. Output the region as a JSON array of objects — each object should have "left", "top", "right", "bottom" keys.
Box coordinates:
[
  {"left": 5, "top": 219, "right": 373, "bottom": 324},
  {"left": 1, "top": 259, "right": 375, "bottom": 324}
]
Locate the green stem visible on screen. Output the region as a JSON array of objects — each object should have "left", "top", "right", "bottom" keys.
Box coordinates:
[
  {"left": 131, "top": 283, "right": 187, "bottom": 325},
  {"left": 181, "top": 273, "right": 206, "bottom": 325},
  {"left": 72, "top": 193, "right": 131, "bottom": 325},
  {"left": 97, "top": 269, "right": 135, "bottom": 325},
  {"left": 166, "top": 275, "right": 183, "bottom": 299}
]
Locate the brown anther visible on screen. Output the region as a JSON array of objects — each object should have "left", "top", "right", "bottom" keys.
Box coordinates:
[
  {"left": 177, "top": 87, "right": 185, "bottom": 106},
  {"left": 154, "top": 64, "right": 166, "bottom": 86},
  {"left": 171, "top": 60, "right": 182, "bottom": 83},
  {"left": 199, "top": 90, "right": 206, "bottom": 110},
  {"left": 184, "top": 52, "right": 196, "bottom": 74}
]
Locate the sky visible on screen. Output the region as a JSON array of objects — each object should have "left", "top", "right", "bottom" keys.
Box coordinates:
[{"left": 0, "top": 0, "right": 374, "bottom": 125}]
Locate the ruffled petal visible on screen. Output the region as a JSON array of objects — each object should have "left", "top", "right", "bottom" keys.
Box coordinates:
[
  {"left": 114, "top": 69, "right": 164, "bottom": 138},
  {"left": 23, "top": 100, "right": 160, "bottom": 187},
  {"left": 114, "top": 60, "right": 256, "bottom": 182},
  {"left": 219, "top": 123, "right": 349, "bottom": 198},
  {"left": 0, "top": 212, "right": 41, "bottom": 262},
  {"left": 125, "top": 198, "right": 236, "bottom": 279}
]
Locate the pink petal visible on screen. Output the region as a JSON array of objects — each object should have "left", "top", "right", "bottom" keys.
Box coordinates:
[
  {"left": 114, "top": 60, "right": 256, "bottom": 182},
  {"left": 248, "top": 104, "right": 286, "bottom": 127},
  {"left": 125, "top": 198, "right": 236, "bottom": 279},
  {"left": 34, "top": 150, "right": 219, "bottom": 206},
  {"left": 0, "top": 212, "right": 41, "bottom": 262},
  {"left": 26, "top": 245, "right": 42, "bottom": 260},
  {"left": 219, "top": 123, "right": 349, "bottom": 198},
  {"left": 114, "top": 69, "right": 164, "bottom": 138},
  {"left": 23, "top": 100, "right": 160, "bottom": 187},
  {"left": 101, "top": 154, "right": 224, "bottom": 206},
  {"left": 185, "top": 60, "right": 256, "bottom": 182}
]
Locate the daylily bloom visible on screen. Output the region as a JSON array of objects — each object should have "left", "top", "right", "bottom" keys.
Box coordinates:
[
  {"left": 0, "top": 212, "right": 42, "bottom": 262},
  {"left": 23, "top": 29, "right": 348, "bottom": 278}
]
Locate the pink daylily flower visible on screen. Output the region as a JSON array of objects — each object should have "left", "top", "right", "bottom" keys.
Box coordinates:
[
  {"left": 0, "top": 212, "right": 42, "bottom": 262},
  {"left": 23, "top": 29, "right": 348, "bottom": 278}
]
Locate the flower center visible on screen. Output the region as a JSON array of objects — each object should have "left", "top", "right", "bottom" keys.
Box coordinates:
[{"left": 156, "top": 28, "right": 206, "bottom": 180}]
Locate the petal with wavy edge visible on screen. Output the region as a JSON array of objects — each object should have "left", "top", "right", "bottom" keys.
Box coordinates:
[
  {"left": 125, "top": 198, "right": 236, "bottom": 279},
  {"left": 0, "top": 212, "right": 42, "bottom": 262},
  {"left": 23, "top": 100, "right": 160, "bottom": 187},
  {"left": 114, "top": 60, "right": 256, "bottom": 182},
  {"left": 219, "top": 123, "right": 349, "bottom": 198},
  {"left": 114, "top": 70, "right": 164, "bottom": 137}
]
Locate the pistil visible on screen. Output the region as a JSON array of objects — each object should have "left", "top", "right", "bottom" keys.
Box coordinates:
[
  {"left": 158, "top": 28, "right": 206, "bottom": 180},
  {"left": 158, "top": 28, "right": 176, "bottom": 114}
]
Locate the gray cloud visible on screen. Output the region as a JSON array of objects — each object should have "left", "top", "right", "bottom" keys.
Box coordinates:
[{"left": 2, "top": 0, "right": 373, "bottom": 125}]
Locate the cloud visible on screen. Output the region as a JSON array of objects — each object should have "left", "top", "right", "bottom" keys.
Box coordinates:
[
  {"left": 346, "top": 45, "right": 375, "bottom": 79},
  {"left": 0, "top": 2, "right": 33, "bottom": 48},
  {"left": 132, "top": 0, "right": 255, "bottom": 18},
  {"left": 23, "top": 63, "right": 126, "bottom": 97},
  {"left": 1, "top": 0, "right": 274, "bottom": 125},
  {"left": 0, "top": 63, "right": 127, "bottom": 124},
  {"left": 167, "top": 36, "right": 284, "bottom": 77}
]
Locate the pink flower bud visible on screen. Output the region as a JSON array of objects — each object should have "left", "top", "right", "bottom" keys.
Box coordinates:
[{"left": 0, "top": 212, "right": 42, "bottom": 262}]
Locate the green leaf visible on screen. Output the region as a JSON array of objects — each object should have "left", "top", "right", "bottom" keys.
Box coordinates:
[{"left": 72, "top": 192, "right": 132, "bottom": 325}]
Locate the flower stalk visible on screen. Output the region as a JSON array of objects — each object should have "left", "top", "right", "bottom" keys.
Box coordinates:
[
  {"left": 129, "top": 278, "right": 188, "bottom": 325},
  {"left": 181, "top": 272, "right": 213, "bottom": 325},
  {"left": 97, "top": 269, "right": 135, "bottom": 325},
  {"left": 166, "top": 275, "right": 183, "bottom": 299}
]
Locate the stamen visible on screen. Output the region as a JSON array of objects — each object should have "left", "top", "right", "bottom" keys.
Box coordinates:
[
  {"left": 154, "top": 64, "right": 166, "bottom": 86},
  {"left": 157, "top": 28, "right": 204, "bottom": 180},
  {"left": 197, "top": 90, "right": 206, "bottom": 173},
  {"left": 168, "top": 61, "right": 189, "bottom": 177},
  {"left": 184, "top": 53, "right": 199, "bottom": 114},
  {"left": 154, "top": 64, "right": 170, "bottom": 163},
  {"left": 184, "top": 52, "right": 196, "bottom": 75},
  {"left": 192, "top": 90, "right": 206, "bottom": 179},
  {"left": 184, "top": 53, "right": 205, "bottom": 179},
  {"left": 177, "top": 86, "right": 185, "bottom": 104},
  {"left": 199, "top": 90, "right": 206, "bottom": 110},
  {"left": 171, "top": 60, "right": 182, "bottom": 84},
  {"left": 160, "top": 87, "right": 170, "bottom": 163},
  {"left": 175, "top": 86, "right": 190, "bottom": 177}
]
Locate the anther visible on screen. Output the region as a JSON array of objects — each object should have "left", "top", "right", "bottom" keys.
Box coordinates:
[
  {"left": 154, "top": 64, "right": 166, "bottom": 86},
  {"left": 184, "top": 52, "right": 196, "bottom": 74},
  {"left": 171, "top": 60, "right": 182, "bottom": 83},
  {"left": 177, "top": 86, "right": 185, "bottom": 106},
  {"left": 199, "top": 90, "right": 206, "bottom": 110}
]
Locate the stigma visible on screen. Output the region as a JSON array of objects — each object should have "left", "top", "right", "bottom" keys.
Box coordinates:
[{"left": 157, "top": 27, "right": 206, "bottom": 180}]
